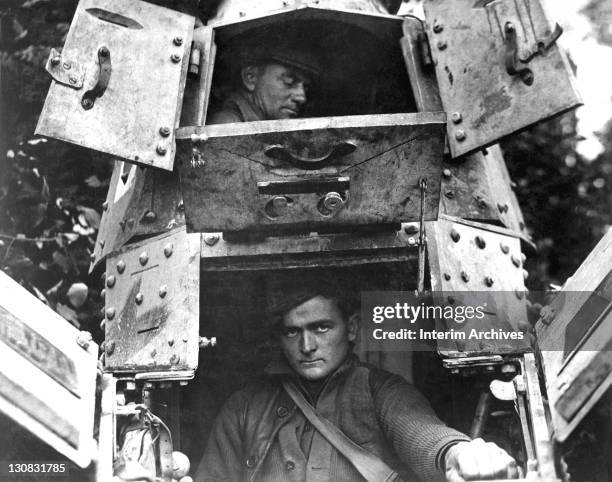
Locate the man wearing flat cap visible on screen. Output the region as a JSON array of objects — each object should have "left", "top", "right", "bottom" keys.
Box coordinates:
[
  {"left": 208, "top": 34, "right": 321, "bottom": 124},
  {"left": 196, "top": 277, "right": 519, "bottom": 482}
]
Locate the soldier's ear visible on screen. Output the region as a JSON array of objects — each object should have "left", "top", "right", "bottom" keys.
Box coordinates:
[
  {"left": 346, "top": 313, "right": 359, "bottom": 343},
  {"left": 241, "top": 65, "right": 259, "bottom": 92}
]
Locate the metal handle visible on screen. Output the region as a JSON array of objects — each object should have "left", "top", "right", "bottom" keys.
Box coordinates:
[
  {"left": 264, "top": 141, "right": 356, "bottom": 170},
  {"left": 82, "top": 46, "right": 112, "bottom": 110},
  {"left": 504, "top": 22, "right": 534, "bottom": 86}
]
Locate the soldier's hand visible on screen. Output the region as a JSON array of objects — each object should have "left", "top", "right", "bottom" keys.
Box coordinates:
[{"left": 445, "top": 438, "right": 519, "bottom": 481}]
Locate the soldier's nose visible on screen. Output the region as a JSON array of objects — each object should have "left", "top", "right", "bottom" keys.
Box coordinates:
[
  {"left": 300, "top": 332, "right": 316, "bottom": 353},
  {"left": 292, "top": 84, "right": 307, "bottom": 105}
]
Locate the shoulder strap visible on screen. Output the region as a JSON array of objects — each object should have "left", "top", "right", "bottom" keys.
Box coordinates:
[{"left": 282, "top": 381, "right": 401, "bottom": 482}]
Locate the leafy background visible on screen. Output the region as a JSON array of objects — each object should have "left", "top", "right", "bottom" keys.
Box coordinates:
[{"left": 1, "top": 0, "right": 611, "bottom": 480}]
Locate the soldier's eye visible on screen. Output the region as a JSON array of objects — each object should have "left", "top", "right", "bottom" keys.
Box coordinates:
[
  {"left": 284, "top": 328, "right": 299, "bottom": 338},
  {"left": 314, "top": 324, "right": 330, "bottom": 333}
]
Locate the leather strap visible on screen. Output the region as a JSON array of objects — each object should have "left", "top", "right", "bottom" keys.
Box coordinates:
[{"left": 282, "top": 381, "right": 402, "bottom": 482}]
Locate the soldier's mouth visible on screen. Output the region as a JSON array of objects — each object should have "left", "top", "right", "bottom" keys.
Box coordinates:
[{"left": 300, "top": 359, "right": 323, "bottom": 365}]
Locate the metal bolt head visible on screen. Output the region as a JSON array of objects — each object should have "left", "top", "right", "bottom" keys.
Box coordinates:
[
  {"left": 106, "top": 307, "right": 116, "bottom": 320},
  {"left": 511, "top": 255, "right": 521, "bottom": 268},
  {"left": 99, "top": 46, "right": 109, "bottom": 57},
  {"left": 135, "top": 292, "right": 144, "bottom": 305},
  {"left": 484, "top": 276, "right": 494, "bottom": 287},
  {"left": 521, "top": 253, "right": 527, "bottom": 263},
  {"left": 204, "top": 234, "right": 219, "bottom": 246},
  {"left": 106, "top": 341, "right": 115, "bottom": 355},
  {"left": 442, "top": 168, "right": 452, "bottom": 178},
  {"left": 116, "top": 260, "right": 126, "bottom": 274},
  {"left": 450, "top": 228, "right": 461, "bottom": 242},
  {"left": 501, "top": 363, "right": 518, "bottom": 376},
  {"left": 82, "top": 98, "right": 94, "bottom": 109},
  {"left": 497, "top": 202, "right": 509, "bottom": 213},
  {"left": 106, "top": 275, "right": 116, "bottom": 288},
  {"left": 443, "top": 273, "right": 451, "bottom": 281},
  {"left": 407, "top": 237, "right": 417, "bottom": 247},
  {"left": 150, "top": 349, "right": 157, "bottom": 358},
  {"left": 163, "top": 244, "right": 173, "bottom": 259},
  {"left": 99, "top": 319, "right": 106, "bottom": 330},
  {"left": 455, "top": 130, "right": 466, "bottom": 141},
  {"left": 170, "top": 354, "right": 180, "bottom": 364},
  {"left": 522, "top": 269, "right": 529, "bottom": 281},
  {"left": 451, "top": 112, "right": 462, "bottom": 124},
  {"left": 515, "top": 289, "right": 524, "bottom": 300},
  {"left": 143, "top": 210, "right": 157, "bottom": 223},
  {"left": 322, "top": 192, "right": 343, "bottom": 211},
  {"left": 433, "top": 22, "right": 443, "bottom": 33},
  {"left": 159, "top": 285, "right": 168, "bottom": 298},
  {"left": 100, "top": 289, "right": 106, "bottom": 300},
  {"left": 50, "top": 56, "right": 61, "bottom": 66},
  {"left": 63, "top": 61, "right": 71, "bottom": 70},
  {"left": 437, "top": 41, "right": 447, "bottom": 50},
  {"left": 171, "top": 53, "right": 181, "bottom": 63},
  {"left": 475, "top": 235, "right": 486, "bottom": 249},
  {"left": 173, "top": 36, "right": 183, "bottom": 46},
  {"left": 177, "top": 201, "right": 185, "bottom": 211},
  {"left": 461, "top": 271, "right": 470, "bottom": 283},
  {"left": 102, "top": 201, "right": 109, "bottom": 211},
  {"left": 404, "top": 223, "right": 419, "bottom": 235},
  {"left": 156, "top": 143, "right": 168, "bottom": 155},
  {"left": 168, "top": 338, "right": 174, "bottom": 346},
  {"left": 76, "top": 331, "right": 93, "bottom": 350},
  {"left": 127, "top": 218, "right": 135, "bottom": 229},
  {"left": 139, "top": 252, "right": 149, "bottom": 266},
  {"left": 500, "top": 243, "right": 510, "bottom": 254},
  {"left": 69, "top": 75, "right": 78, "bottom": 85},
  {"left": 159, "top": 126, "right": 171, "bottom": 137}
]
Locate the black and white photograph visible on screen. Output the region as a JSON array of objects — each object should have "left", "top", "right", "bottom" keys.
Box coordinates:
[{"left": 1, "top": 0, "right": 612, "bottom": 481}]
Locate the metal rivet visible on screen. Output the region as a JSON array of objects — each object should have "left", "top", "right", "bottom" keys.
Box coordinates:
[
  {"left": 515, "top": 289, "right": 524, "bottom": 300},
  {"left": 522, "top": 269, "right": 529, "bottom": 281},
  {"left": 102, "top": 201, "right": 109, "bottom": 211},
  {"left": 239, "top": 11, "right": 246, "bottom": 16},
  {"left": 99, "top": 46, "right": 109, "bottom": 57},
  {"left": 461, "top": 271, "right": 470, "bottom": 282},
  {"left": 451, "top": 112, "right": 462, "bottom": 124},
  {"left": 139, "top": 252, "right": 148, "bottom": 266},
  {"left": 82, "top": 98, "right": 94, "bottom": 110},
  {"left": 500, "top": 243, "right": 510, "bottom": 254},
  {"left": 106, "top": 341, "right": 115, "bottom": 355},
  {"left": 171, "top": 53, "right": 181, "bottom": 63},
  {"left": 437, "top": 41, "right": 447, "bottom": 50},
  {"left": 143, "top": 210, "right": 157, "bottom": 222},
  {"left": 170, "top": 354, "right": 180, "bottom": 364},
  {"left": 116, "top": 260, "right": 125, "bottom": 274},
  {"left": 444, "top": 273, "right": 451, "bottom": 281},
  {"left": 442, "top": 169, "right": 452, "bottom": 178},
  {"left": 135, "top": 293, "right": 144, "bottom": 305},
  {"left": 159, "top": 285, "right": 167, "bottom": 298},
  {"left": 106, "top": 275, "right": 116, "bottom": 288},
  {"left": 521, "top": 253, "right": 527, "bottom": 263},
  {"left": 63, "top": 61, "right": 71, "bottom": 70},
  {"left": 404, "top": 223, "right": 419, "bottom": 235},
  {"left": 450, "top": 229, "right": 460, "bottom": 242},
  {"left": 276, "top": 406, "right": 289, "bottom": 417},
  {"left": 164, "top": 243, "right": 173, "bottom": 258},
  {"left": 455, "top": 130, "right": 466, "bottom": 142},
  {"left": 69, "top": 75, "right": 78, "bottom": 85},
  {"left": 159, "top": 126, "right": 171, "bottom": 137},
  {"left": 100, "top": 319, "right": 106, "bottom": 330},
  {"left": 50, "top": 56, "right": 61, "bottom": 66},
  {"left": 475, "top": 236, "right": 486, "bottom": 249},
  {"left": 511, "top": 255, "right": 521, "bottom": 268},
  {"left": 204, "top": 234, "right": 219, "bottom": 246},
  {"left": 126, "top": 218, "right": 135, "bottom": 229},
  {"left": 90, "top": 253, "right": 96, "bottom": 261},
  {"left": 156, "top": 143, "right": 168, "bottom": 155},
  {"left": 433, "top": 22, "right": 443, "bottom": 33},
  {"left": 100, "top": 289, "right": 106, "bottom": 300},
  {"left": 119, "top": 220, "right": 126, "bottom": 230},
  {"left": 106, "top": 307, "right": 116, "bottom": 320},
  {"left": 407, "top": 237, "right": 417, "bottom": 247},
  {"left": 484, "top": 276, "right": 494, "bottom": 287},
  {"left": 182, "top": 337, "right": 188, "bottom": 343},
  {"left": 177, "top": 201, "right": 185, "bottom": 211},
  {"left": 173, "top": 36, "right": 183, "bottom": 46},
  {"left": 445, "top": 190, "right": 455, "bottom": 199},
  {"left": 477, "top": 198, "right": 487, "bottom": 209},
  {"left": 168, "top": 338, "right": 174, "bottom": 346},
  {"left": 519, "top": 221, "right": 525, "bottom": 230},
  {"left": 497, "top": 202, "right": 509, "bottom": 213},
  {"left": 151, "top": 349, "right": 157, "bottom": 358}
]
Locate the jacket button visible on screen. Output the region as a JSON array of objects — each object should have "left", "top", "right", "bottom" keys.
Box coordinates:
[
  {"left": 245, "top": 456, "right": 256, "bottom": 468},
  {"left": 285, "top": 460, "right": 295, "bottom": 471},
  {"left": 276, "top": 405, "right": 289, "bottom": 417}
]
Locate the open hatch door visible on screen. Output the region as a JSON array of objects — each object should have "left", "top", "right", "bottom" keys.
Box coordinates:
[
  {"left": 36, "top": 0, "right": 194, "bottom": 171},
  {"left": 422, "top": 0, "right": 582, "bottom": 158}
]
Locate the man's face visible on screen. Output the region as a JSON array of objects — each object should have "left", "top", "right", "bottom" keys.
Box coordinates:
[
  {"left": 247, "top": 63, "right": 312, "bottom": 120},
  {"left": 279, "top": 295, "right": 357, "bottom": 381}
]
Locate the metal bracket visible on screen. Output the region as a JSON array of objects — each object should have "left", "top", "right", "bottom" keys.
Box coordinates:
[
  {"left": 504, "top": 22, "right": 534, "bottom": 86},
  {"left": 264, "top": 141, "right": 357, "bottom": 170},
  {"left": 45, "top": 48, "right": 85, "bottom": 89},
  {"left": 519, "top": 23, "right": 564, "bottom": 63},
  {"left": 82, "top": 46, "right": 112, "bottom": 110}
]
